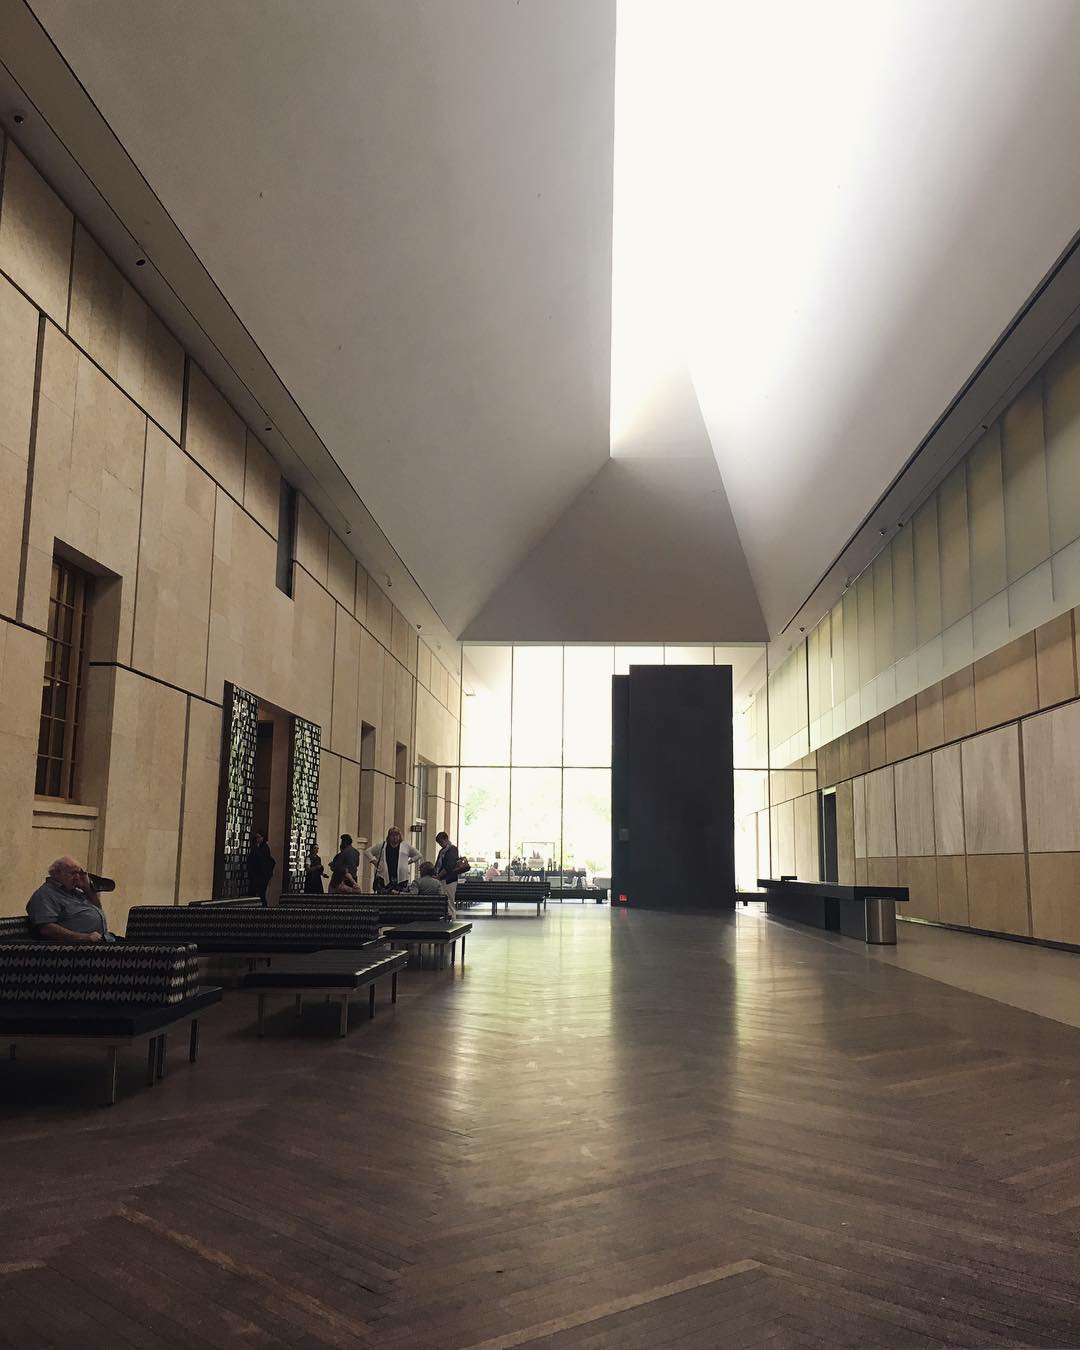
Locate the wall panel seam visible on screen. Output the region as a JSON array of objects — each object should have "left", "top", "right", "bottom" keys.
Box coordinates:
[
  {"left": 173, "top": 694, "right": 192, "bottom": 905},
  {"left": 128, "top": 418, "right": 148, "bottom": 668},
  {"left": 14, "top": 312, "right": 45, "bottom": 624}
]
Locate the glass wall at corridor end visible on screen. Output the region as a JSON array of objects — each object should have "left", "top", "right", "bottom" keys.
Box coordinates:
[{"left": 456, "top": 644, "right": 767, "bottom": 889}]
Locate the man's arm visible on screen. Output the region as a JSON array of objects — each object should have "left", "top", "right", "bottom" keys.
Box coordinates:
[
  {"left": 35, "top": 922, "right": 101, "bottom": 943},
  {"left": 407, "top": 845, "right": 423, "bottom": 864},
  {"left": 364, "top": 845, "right": 381, "bottom": 865}
]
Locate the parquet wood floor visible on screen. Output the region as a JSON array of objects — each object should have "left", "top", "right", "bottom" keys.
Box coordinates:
[{"left": 4, "top": 906, "right": 1080, "bottom": 1347}]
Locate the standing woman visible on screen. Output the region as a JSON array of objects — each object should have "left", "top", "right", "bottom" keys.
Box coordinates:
[
  {"left": 366, "top": 826, "right": 421, "bottom": 894},
  {"left": 248, "top": 830, "right": 276, "bottom": 906},
  {"left": 304, "top": 843, "right": 327, "bottom": 895}
]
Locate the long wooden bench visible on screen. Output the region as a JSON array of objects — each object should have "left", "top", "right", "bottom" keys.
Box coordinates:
[
  {"left": 242, "top": 949, "right": 408, "bottom": 1037},
  {"left": 455, "top": 880, "right": 547, "bottom": 917},
  {"left": 757, "top": 878, "right": 908, "bottom": 945},
  {"left": 0, "top": 915, "right": 221, "bottom": 1104}
]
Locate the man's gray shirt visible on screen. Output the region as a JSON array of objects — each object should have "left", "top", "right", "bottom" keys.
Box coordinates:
[{"left": 26, "top": 880, "right": 112, "bottom": 939}]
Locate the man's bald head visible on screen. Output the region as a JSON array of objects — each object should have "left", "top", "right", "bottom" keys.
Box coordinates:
[{"left": 48, "top": 857, "right": 86, "bottom": 890}]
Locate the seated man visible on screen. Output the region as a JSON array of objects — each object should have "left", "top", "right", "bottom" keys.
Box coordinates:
[{"left": 27, "top": 857, "right": 114, "bottom": 943}]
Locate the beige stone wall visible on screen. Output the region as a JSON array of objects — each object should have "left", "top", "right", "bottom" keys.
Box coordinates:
[
  {"left": 757, "top": 607, "right": 1080, "bottom": 944},
  {"left": 0, "top": 133, "right": 460, "bottom": 924}
]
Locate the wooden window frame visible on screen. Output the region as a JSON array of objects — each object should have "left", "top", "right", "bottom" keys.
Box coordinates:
[{"left": 36, "top": 557, "right": 92, "bottom": 802}]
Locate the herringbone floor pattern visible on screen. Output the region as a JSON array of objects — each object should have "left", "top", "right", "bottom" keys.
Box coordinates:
[{"left": 4, "top": 906, "right": 1080, "bottom": 1347}]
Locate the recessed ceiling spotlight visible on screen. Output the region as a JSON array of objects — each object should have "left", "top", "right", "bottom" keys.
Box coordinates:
[
  {"left": 798, "top": 626, "right": 805, "bottom": 633},
  {"left": 135, "top": 257, "right": 146, "bottom": 267},
  {"left": 12, "top": 112, "right": 24, "bottom": 125},
  {"left": 264, "top": 423, "right": 272, "bottom": 432},
  {"left": 878, "top": 527, "right": 887, "bottom": 536},
  {"left": 344, "top": 525, "right": 351, "bottom": 535}
]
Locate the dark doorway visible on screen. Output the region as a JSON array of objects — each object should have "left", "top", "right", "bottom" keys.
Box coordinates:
[
  {"left": 394, "top": 742, "right": 408, "bottom": 832},
  {"left": 820, "top": 789, "right": 839, "bottom": 884},
  {"left": 359, "top": 722, "right": 376, "bottom": 889}
]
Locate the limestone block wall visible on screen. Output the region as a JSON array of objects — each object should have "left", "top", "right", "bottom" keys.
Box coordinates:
[
  {"left": 0, "top": 134, "right": 461, "bottom": 928},
  {"left": 758, "top": 609, "right": 1080, "bottom": 946}
]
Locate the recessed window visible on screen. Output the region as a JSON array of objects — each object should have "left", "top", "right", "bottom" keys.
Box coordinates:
[
  {"left": 276, "top": 481, "right": 298, "bottom": 597},
  {"left": 36, "top": 558, "right": 92, "bottom": 799}
]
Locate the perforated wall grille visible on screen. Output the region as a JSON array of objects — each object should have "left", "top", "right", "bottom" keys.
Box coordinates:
[
  {"left": 287, "top": 716, "right": 321, "bottom": 892},
  {"left": 220, "top": 684, "right": 258, "bottom": 898}
]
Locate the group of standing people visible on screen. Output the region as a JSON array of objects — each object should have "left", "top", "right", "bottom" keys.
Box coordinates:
[{"left": 303, "top": 827, "right": 468, "bottom": 918}]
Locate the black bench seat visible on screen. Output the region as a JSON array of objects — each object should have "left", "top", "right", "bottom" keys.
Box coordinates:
[
  {"left": 1, "top": 986, "right": 222, "bottom": 1104},
  {"left": 757, "top": 878, "right": 908, "bottom": 945},
  {"left": 126, "top": 904, "right": 381, "bottom": 956},
  {"left": 383, "top": 920, "right": 472, "bottom": 969},
  {"left": 242, "top": 949, "right": 407, "bottom": 1037},
  {"left": 454, "top": 881, "right": 547, "bottom": 917}
]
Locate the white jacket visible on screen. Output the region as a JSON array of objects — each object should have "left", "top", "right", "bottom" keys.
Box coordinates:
[{"left": 365, "top": 838, "right": 422, "bottom": 886}]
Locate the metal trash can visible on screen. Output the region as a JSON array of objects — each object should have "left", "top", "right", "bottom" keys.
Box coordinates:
[{"left": 864, "top": 896, "right": 897, "bottom": 945}]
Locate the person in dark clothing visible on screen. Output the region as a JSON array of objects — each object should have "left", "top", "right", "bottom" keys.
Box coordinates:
[
  {"left": 248, "top": 831, "right": 276, "bottom": 905},
  {"left": 304, "top": 844, "right": 327, "bottom": 895},
  {"left": 434, "top": 831, "right": 466, "bottom": 917},
  {"left": 331, "top": 833, "right": 361, "bottom": 882}
]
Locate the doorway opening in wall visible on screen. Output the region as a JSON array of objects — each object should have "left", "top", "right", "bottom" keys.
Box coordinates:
[
  {"left": 254, "top": 701, "right": 291, "bottom": 904},
  {"left": 416, "top": 758, "right": 439, "bottom": 861},
  {"left": 358, "top": 722, "right": 376, "bottom": 890},
  {"left": 393, "top": 743, "right": 408, "bottom": 835},
  {"left": 820, "top": 788, "right": 838, "bottom": 884}
]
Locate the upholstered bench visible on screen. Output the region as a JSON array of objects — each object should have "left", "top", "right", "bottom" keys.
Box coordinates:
[
  {"left": 455, "top": 880, "right": 547, "bottom": 917},
  {"left": 242, "top": 948, "right": 408, "bottom": 1037},
  {"left": 279, "top": 893, "right": 449, "bottom": 925},
  {"left": 126, "top": 903, "right": 381, "bottom": 955},
  {"left": 383, "top": 919, "right": 472, "bottom": 970},
  {"left": 0, "top": 917, "right": 220, "bottom": 1104}
]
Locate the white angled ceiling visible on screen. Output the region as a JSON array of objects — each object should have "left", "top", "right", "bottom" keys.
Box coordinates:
[{"left": 21, "top": 0, "right": 1080, "bottom": 643}]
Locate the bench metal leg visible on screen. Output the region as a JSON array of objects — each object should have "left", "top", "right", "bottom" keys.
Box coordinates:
[
  {"left": 339, "top": 995, "right": 350, "bottom": 1037},
  {"left": 189, "top": 1018, "right": 200, "bottom": 1064},
  {"left": 156, "top": 1033, "right": 167, "bottom": 1081},
  {"left": 257, "top": 994, "right": 266, "bottom": 1038},
  {"left": 450, "top": 941, "right": 455, "bottom": 967},
  {"left": 391, "top": 971, "right": 398, "bottom": 1003},
  {"left": 491, "top": 901, "right": 497, "bottom": 917},
  {"left": 461, "top": 934, "right": 466, "bottom": 966},
  {"left": 147, "top": 1037, "right": 159, "bottom": 1085},
  {"left": 105, "top": 1046, "right": 119, "bottom": 1106},
  {"left": 369, "top": 984, "right": 376, "bottom": 1019}
]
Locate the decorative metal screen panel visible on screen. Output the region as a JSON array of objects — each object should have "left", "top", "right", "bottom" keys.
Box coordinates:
[
  {"left": 217, "top": 684, "right": 259, "bottom": 898},
  {"left": 286, "top": 716, "right": 321, "bottom": 892}
]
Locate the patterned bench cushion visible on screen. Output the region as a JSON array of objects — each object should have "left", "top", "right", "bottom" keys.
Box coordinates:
[
  {"left": 370, "top": 895, "right": 448, "bottom": 925},
  {"left": 279, "top": 895, "right": 449, "bottom": 925},
  {"left": 0, "top": 916, "right": 34, "bottom": 942},
  {"left": 457, "top": 881, "right": 548, "bottom": 902},
  {"left": 126, "top": 905, "right": 381, "bottom": 948},
  {"left": 0, "top": 943, "right": 199, "bottom": 1005}
]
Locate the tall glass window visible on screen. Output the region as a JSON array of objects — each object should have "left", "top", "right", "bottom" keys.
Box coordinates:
[{"left": 451, "top": 643, "right": 768, "bottom": 890}]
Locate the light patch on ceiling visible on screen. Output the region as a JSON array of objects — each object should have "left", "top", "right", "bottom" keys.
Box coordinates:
[{"left": 612, "top": 0, "right": 1080, "bottom": 630}]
